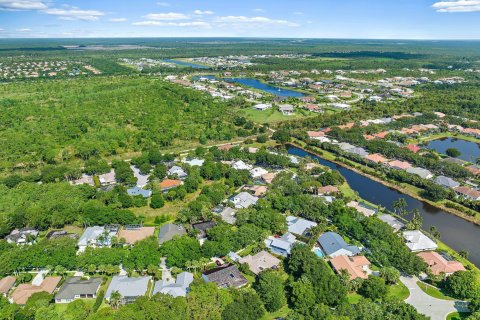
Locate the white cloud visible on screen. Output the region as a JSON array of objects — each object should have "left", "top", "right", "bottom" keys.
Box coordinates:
[
  {"left": 16, "top": 28, "right": 31, "bottom": 32},
  {"left": 293, "top": 11, "right": 303, "bottom": 15},
  {"left": 133, "top": 20, "right": 210, "bottom": 28},
  {"left": 432, "top": 0, "right": 480, "bottom": 12},
  {"left": 109, "top": 17, "right": 127, "bottom": 22},
  {"left": 157, "top": 2, "right": 170, "bottom": 6},
  {"left": 215, "top": 16, "right": 299, "bottom": 27},
  {"left": 0, "top": 0, "right": 47, "bottom": 10},
  {"left": 144, "top": 12, "right": 190, "bottom": 20},
  {"left": 253, "top": 8, "right": 264, "bottom": 12},
  {"left": 43, "top": 8, "right": 105, "bottom": 21},
  {"left": 194, "top": 10, "right": 214, "bottom": 15}
]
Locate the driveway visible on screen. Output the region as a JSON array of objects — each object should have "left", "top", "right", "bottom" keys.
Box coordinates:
[{"left": 400, "top": 276, "right": 469, "bottom": 320}]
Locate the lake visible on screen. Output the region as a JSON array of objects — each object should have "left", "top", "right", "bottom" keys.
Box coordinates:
[
  {"left": 192, "top": 75, "right": 306, "bottom": 97},
  {"left": 426, "top": 137, "right": 480, "bottom": 163},
  {"left": 288, "top": 146, "right": 480, "bottom": 267},
  {"left": 163, "top": 59, "right": 210, "bottom": 69}
]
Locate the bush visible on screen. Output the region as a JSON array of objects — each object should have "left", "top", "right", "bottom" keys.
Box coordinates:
[{"left": 150, "top": 193, "right": 165, "bottom": 209}]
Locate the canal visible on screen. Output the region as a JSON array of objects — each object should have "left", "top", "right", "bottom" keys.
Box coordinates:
[
  {"left": 163, "top": 59, "right": 210, "bottom": 69},
  {"left": 426, "top": 137, "right": 480, "bottom": 163},
  {"left": 288, "top": 146, "right": 480, "bottom": 267}
]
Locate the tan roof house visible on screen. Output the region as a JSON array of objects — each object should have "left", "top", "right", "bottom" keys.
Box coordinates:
[
  {"left": 11, "top": 276, "right": 61, "bottom": 305},
  {"left": 329, "top": 255, "right": 371, "bottom": 280},
  {"left": 118, "top": 226, "right": 156, "bottom": 245},
  {"left": 238, "top": 251, "right": 280, "bottom": 275},
  {"left": 0, "top": 276, "right": 16, "bottom": 296},
  {"left": 417, "top": 251, "right": 465, "bottom": 276},
  {"left": 365, "top": 153, "right": 388, "bottom": 164},
  {"left": 261, "top": 172, "right": 278, "bottom": 184},
  {"left": 387, "top": 160, "right": 412, "bottom": 170},
  {"left": 317, "top": 185, "right": 340, "bottom": 195}
]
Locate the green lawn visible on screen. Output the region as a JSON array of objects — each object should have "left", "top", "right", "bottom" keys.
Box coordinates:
[
  {"left": 347, "top": 293, "right": 362, "bottom": 304},
  {"left": 387, "top": 282, "right": 410, "bottom": 300},
  {"left": 261, "top": 305, "right": 291, "bottom": 320},
  {"left": 416, "top": 281, "right": 455, "bottom": 300},
  {"left": 447, "top": 312, "right": 472, "bottom": 320},
  {"left": 243, "top": 107, "right": 316, "bottom": 124}
]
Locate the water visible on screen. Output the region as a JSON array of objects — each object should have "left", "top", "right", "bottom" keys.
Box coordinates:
[
  {"left": 163, "top": 59, "right": 210, "bottom": 69},
  {"left": 287, "top": 146, "right": 480, "bottom": 267},
  {"left": 192, "top": 75, "right": 306, "bottom": 97},
  {"left": 313, "top": 248, "right": 325, "bottom": 258},
  {"left": 426, "top": 137, "right": 480, "bottom": 163}
]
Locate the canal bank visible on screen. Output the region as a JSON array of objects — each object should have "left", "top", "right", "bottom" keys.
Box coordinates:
[{"left": 287, "top": 144, "right": 480, "bottom": 267}]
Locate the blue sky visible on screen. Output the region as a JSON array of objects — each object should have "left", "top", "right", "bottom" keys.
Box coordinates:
[{"left": 1, "top": 0, "right": 480, "bottom": 39}]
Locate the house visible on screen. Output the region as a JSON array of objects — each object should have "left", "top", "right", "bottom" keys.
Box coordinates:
[
  {"left": 239, "top": 251, "right": 280, "bottom": 275},
  {"left": 0, "top": 276, "right": 16, "bottom": 297},
  {"left": 231, "top": 192, "right": 259, "bottom": 209},
  {"left": 347, "top": 201, "right": 377, "bottom": 217},
  {"left": 46, "top": 230, "right": 78, "bottom": 240},
  {"left": 98, "top": 169, "right": 116, "bottom": 185},
  {"left": 118, "top": 226, "right": 156, "bottom": 245},
  {"left": 331, "top": 103, "right": 351, "bottom": 110},
  {"left": 454, "top": 186, "right": 480, "bottom": 201},
  {"left": 378, "top": 214, "right": 405, "bottom": 232},
  {"left": 158, "top": 223, "right": 186, "bottom": 244},
  {"left": 261, "top": 172, "right": 277, "bottom": 184},
  {"left": 127, "top": 186, "right": 152, "bottom": 198},
  {"left": 307, "top": 131, "right": 326, "bottom": 140},
  {"left": 153, "top": 272, "right": 193, "bottom": 297},
  {"left": 365, "top": 153, "right": 388, "bottom": 164},
  {"left": 181, "top": 158, "right": 205, "bottom": 167},
  {"left": 317, "top": 232, "right": 360, "bottom": 258},
  {"left": 55, "top": 277, "right": 102, "bottom": 303},
  {"left": 192, "top": 221, "right": 216, "bottom": 239},
  {"left": 217, "top": 207, "right": 237, "bottom": 224},
  {"left": 403, "top": 230, "right": 438, "bottom": 252},
  {"left": 434, "top": 176, "right": 460, "bottom": 189},
  {"left": 70, "top": 174, "right": 94, "bottom": 187},
  {"left": 337, "top": 142, "right": 355, "bottom": 152},
  {"left": 160, "top": 179, "right": 183, "bottom": 192},
  {"left": 167, "top": 166, "right": 187, "bottom": 179},
  {"left": 244, "top": 185, "right": 268, "bottom": 197},
  {"left": 253, "top": 103, "right": 272, "bottom": 110},
  {"left": 278, "top": 104, "right": 294, "bottom": 115},
  {"left": 287, "top": 216, "right": 317, "bottom": 237},
  {"left": 5, "top": 228, "right": 39, "bottom": 245},
  {"left": 131, "top": 166, "right": 150, "bottom": 187},
  {"left": 202, "top": 264, "right": 248, "bottom": 288},
  {"left": 232, "top": 160, "right": 253, "bottom": 171},
  {"left": 346, "top": 147, "right": 369, "bottom": 157},
  {"left": 264, "top": 233, "right": 297, "bottom": 257},
  {"left": 387, "top": 160, "right": 412, "bottom": 170},
  {"left": 417, "top": 251, "right": 465, "bottom": 276},
  {"left": 406, "top": 167, "right": 434, "bottom": 180},
  {"left": 250, "top": 167, "right": 268, "bottom": 179},
  {"left": 105, "top": 276, "right": 151, "bottom": 304},
  {"left": 442, "top": 157, "right": 467, "bottom": 166},
  {"left": 317, "top": 185, "right": 339, "bottom": 195},
  {"left": 218, "top": 144, "right": 235, "bottom": 151},
  {"left": 11, "top": 276, "right": 61, "bottom": 305},
  {"left": 405, "top": 144, "right": 421, "bottom": 153},
  {"left": 465, "top": 165, "right": 480, "bottom": 176},
  {"left": 78, "top": 226, "right": 118, "bottom": 252},
  {"left": 329, "top": 255, "right": 371, "bottom": 280}
]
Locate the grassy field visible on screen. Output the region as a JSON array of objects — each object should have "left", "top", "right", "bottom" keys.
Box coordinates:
[
  {"left": 261, "top": 305, "right": 291, "bottom": 320},
  {"left": 243, "top": 107, "right": 317, "bottom": 124},
  {"left": 387, "top": 282, "right": 410, "bottom": 300},
  {"left": 416, "top": 281, "right": 455, "bottom": 300},
  {"left": 347, "top": 293, "right": 363, "bottom": 304},
  {"left": 447, "top": 312, "right": 473, "bottom": 320}
]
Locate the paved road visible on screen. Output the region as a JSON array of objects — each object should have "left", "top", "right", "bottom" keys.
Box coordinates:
[{"left": 400, "top": 276, "right": 470, "bottom": 320}]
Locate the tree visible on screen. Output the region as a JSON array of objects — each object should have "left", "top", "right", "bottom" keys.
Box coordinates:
[
  {"left": 289, "top": 277, "right": 316, "bottom": 315},
  {"left": 358, "top": 276, "right": 388, "bottom": 301},
  {"left": 254, "top": 270, "right": 287, "bottom": 312},
  {"left": 109, "top": 290, "right": 122, "bottom": 309},
  {"left": 379, "top": 267, "right": 400, "bottom": 285},
  {"left": 392, "top": 198, "right": 408, "bottom": 216},
  {"left": 256, "top": 134, "right": 268, "bottom": 143},
  {"left": 445, "top": 271, "right": 478, "bottom": 300},
  {"left": 187, "top": 282, "right": 233, "bottom": 320},
  {"left": 150, "top": 193, "right": 165, "bottom": 209},
  {"left": 429, "top": 226, "right": 441, "bottom": 240},
  {"left": 446, "top": 148, "right": 461, "bottom": 158},
  {"left": 63, "top": 299, "right": 91, "bottom": 320},
  {"left": 222, "top": 290, "right": 266, "bottom": 320}
]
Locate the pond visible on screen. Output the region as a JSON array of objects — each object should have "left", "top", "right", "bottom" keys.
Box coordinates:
[
  {"left": 426, "top": 137, "right": 480, "bottom": 163},
  {"left": 163, "top": 59, "right": 210, "bottom": 69},
  {"left": 287, "top": 146, "right": 480, "bottom": 267}
]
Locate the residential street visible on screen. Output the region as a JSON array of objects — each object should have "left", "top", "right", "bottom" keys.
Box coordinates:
[{"left": 400, "top": 276, "right": 470, "bottom": 320}]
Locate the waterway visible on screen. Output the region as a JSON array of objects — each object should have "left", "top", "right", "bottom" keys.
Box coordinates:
[
  {"left": 426, "top": 137, "right": 480, "bottom": 163},
  {"left": 163, "top": 59, "right": 210, "bottom": 69},
  {"left": 287, "top": 146, "right": 480, "bottom": 267}
]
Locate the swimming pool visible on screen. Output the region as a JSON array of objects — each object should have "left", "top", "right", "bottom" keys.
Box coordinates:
[{"left": 313, "top": 248, "right": 325, "bottom": 258}]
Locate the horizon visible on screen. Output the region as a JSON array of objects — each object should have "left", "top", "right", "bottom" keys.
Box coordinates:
[{"left": 1, "top": 0, "right": 480, "bottom": 40}]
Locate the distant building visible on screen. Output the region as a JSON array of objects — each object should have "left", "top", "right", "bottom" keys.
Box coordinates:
[
  {"left": 264, "top": 233, "right": 297, "bottom": 257},
  {"left": 98, "top": 169, "right": 116, "bottom": 185},
  {"left": 5, "top": 228, "right": 39, "bottom": 245},
  {"left": 417, "top": 251, "right": 465, "bottom": 276},
  {"left": 406, "top": 167, "right": 434, "bottom": 180},
  {"left": 378, "top": 214, "right": 405, "bottom": 232},
  {"left": 11, "top": 276, "right": 61, "bottom": 305},
  {"left": 159, "top": 179, "right": 183, "bottom": 192},
  {"left": 105, "top": 276, "right": 151, "bottom": 305},
  {"left": 78, "top": 226, "right": 118, "bottom": 253},
  {"left": 167, "top": 166, "right": 187, "bottom": 179},
  {"left": 434, "top": 176, "right": 460, "bottom": 189},
  {"left": 158, "top": 223, "right": 186, "bottom": 244},
  {"left": 317, "top": 232, "right": 360, "bottom": 258},
  {"left": 216, "top": 207, "right": 237, "bottom": 224},
  {"left": 55, "top": 277, "right": 102, "bottom": 303},
  {"left": 202, "top": 264, "right": 248, "bottom": 288},
  {"left": 0, "top": 276, "right": 16, "bottom": 297},
  {"left": 231, "top": 192, "right": 259, "bottom": 209},
  {"left": 239, "top": 251, "right": 281, "bottom": 275},
  {"left": 454, "top": 186, "right": 480, "bottom": 201},
  {"left": 403, "top": 230, "right": 438, "bottom": 252},
  {"left": 286, "top": 216, "right": 317, "bottom": 237},
  {"left": 118, "top": 226, "right": 156, "bottom": 245},
  {"left": 278, "top": 104, "right": 294, "bottom": 115},
  {"left": 127, "top": 186, "right": 152, "bottom": 198},
  {"left": 329, "top": 255, "right": 371, "bottom": 280},
  {"left": 153, "top": 272, "right": 193, "bottom": 297}
]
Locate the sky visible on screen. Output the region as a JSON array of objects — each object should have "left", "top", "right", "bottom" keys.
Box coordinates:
[{"left": 1, "top": 0, "right": 480, "bottom": 39}]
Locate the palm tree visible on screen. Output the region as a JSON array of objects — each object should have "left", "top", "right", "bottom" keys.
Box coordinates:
[
  {"left": 392, "top": 198, "right": 407, "bottom": 216},
  {"left": 109, "top": 290, "right": 122, "bottom": 309}
]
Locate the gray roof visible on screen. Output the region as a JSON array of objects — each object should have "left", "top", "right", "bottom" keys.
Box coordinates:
[
  {"left": 317, "top": 232, "right": 360, "bottom": 257},
  {"left": 152, "top": 272, "right": 193, "bottom": 298},
  {"left": 442, "top": 157, "right": 467, "bottom": 165},
  {"left": 202, "top": 264, "right": 248, "bottom": 288},
  {"left": 158, "top": 223, "right": 186, "bottom": 244},
  {"left": 378, "top": 214, "right": 405, "bottom": 232},
  {"left": 232, "top": 192, "right": 258, "bottom": 209},
  {"left": 347, "top": 147, "right": 369, "bottom": 157},
  {"left": 406, "top": 167, "right": 433, "bottom": 179},
  {"left": 55, "top": 277, "right": 102, "bottom": 300},
  {"left": 168, "top": 166, "right": 187, "bottom": 178},
  {"left": 78, "top": 226, "right": 105, "bottom": 247},
  {"left": 287, "top": 216, "right": 317, "bottom": 236},
  {"left": 127, "top": 187, "right": 152, "bottom": 198},
  {"left": 434, "top": 175, "right": 460, "bottom": 188},
  {"left": 218, "top": 207, "right": 237, "bottom": 224},
  {"left": 337, "top": 142, "right": 356, "bottom": 151},
  {"left": 106, "top": 276, "right": 150, "bottom": 300}
]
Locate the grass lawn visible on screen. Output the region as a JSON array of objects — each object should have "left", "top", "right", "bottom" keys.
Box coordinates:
[
  {"left": 261, "top": 305, "right": 291, "bottom": 320},
  {"left": 387, "top": 282, "right": 410, "bottom": 300},
  {"left": 447, "top": 312, "right": 472, "bottom": 320},
  {"left": 416, "top": 281, "right": 455, "bottom": 300},
  {"left": 347, "top": 293, "right": 363, "bottom": 304},
  {"left": 243, "top": 107, "right": 316, "bottom": 124}
]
